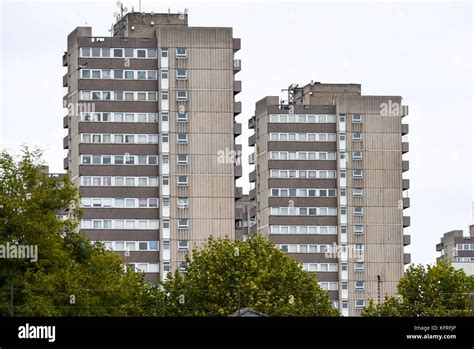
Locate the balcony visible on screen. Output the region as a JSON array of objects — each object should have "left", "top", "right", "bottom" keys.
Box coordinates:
[
  {"left": 250, "top": 205, "right": 257, "bottom": 218},
  {"left": 402, "top": 160, "right": 409, "bottom": 172},
  {"left": 234, "top": 144, "right": 242, "bottom": 154},
  {"left": 404, "top": 253, "right": 411, "bottom": 265},
  {"left": 63, "top": 115, "right": 68, "bottom": 129},
  {"left": 63, "top": 94, "right": 68, "bottom": 108},
  {"left": 401, "top": 105, "right": 409, "bottom": 117},
  {"left": 235, "top": 187, "right": 243, "bottom": 200},
  {"left": 249, "top": 188, "right": 256, "bottom": 201},
  {"left": 63, "top": 74, "right": 68, "bottom": 87},
  {"left": 248, "top": 116, "right": 256, "bottom": 129},
  {"left": 233, "top": 59, "right": 241, "bottom": 73},
  {"left": 233, "top": 80, "right": 242, "bottom": 95},
  {"left": 436, "top": 242, "right": 443, "bottom": 252},
  {"left": 233, "top": 38, "right": 241, "bottom": 52},
  {"left": 234, "top": 123, "right": 242, "bottom": 137},
  {"left": 403, "top": 235, "right": 411, "bottom": 246},
  {"left": 403, "top": 216, "right": 411, "bottom": 227},
  {"left": 402, "top": 179, "right": 410, "bottom": 190},
  {"left": 249, "top": 170, "right": 256, "bottom": 183},
  {"left": 63, "top": 157, "right": 69, "bottom": 170},
  {"left": 234, "top": 101, "right": 242, "bottom": 115},
  {"left": 63, "top": 136, "right": 68, "bottom": 149},
  {"left": 249, "top": 152, "right": 255, "bottom": 165},
  {"left": 402, "top": 142, "right": 409, "bottom": 154},
  {"left": 249, "top": 133, "right": 256, "bottom": 146},
  {"left": 234, "top": 164, "right": 242, "bottom": 178},
  {"left": 62, "top": 52, "right": 67, "bottom": 67},
  {"left": 401, "top": 124, "right": 409, "bottom": 135},
  {"left": 403, "top": 197, "right": 410, "bottom": 209}
]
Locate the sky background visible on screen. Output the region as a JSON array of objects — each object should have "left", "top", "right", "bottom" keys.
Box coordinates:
[{"left": 0, "top": 0, "right": 472, "bottom": 265}]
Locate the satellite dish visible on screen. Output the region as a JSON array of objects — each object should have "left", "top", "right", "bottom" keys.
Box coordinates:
[{"left": 123, "top": 7, "right": 128, "bottom": 12}]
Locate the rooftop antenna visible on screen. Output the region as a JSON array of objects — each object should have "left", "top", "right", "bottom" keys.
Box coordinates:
[
  {"left": 115, "top": 2, "right": 129, "bottom": 41},
  {"left": 281, "top": 84, "right": 298, "bottom": 106}
]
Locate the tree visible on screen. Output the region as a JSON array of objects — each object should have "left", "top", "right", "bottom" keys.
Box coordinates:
[
  {"left": 0, "top": 148, "right": 162, "bottom": 316},
  {"left": 162, "top": 235, "right": 339, "bottom": 316},
  {"left": 362, "top": 261, "right": 474, "bottom": 317}
]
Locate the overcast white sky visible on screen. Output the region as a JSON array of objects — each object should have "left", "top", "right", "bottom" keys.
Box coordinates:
[{"left": 0, "top": 0, "right": 472, "bottom": 265}]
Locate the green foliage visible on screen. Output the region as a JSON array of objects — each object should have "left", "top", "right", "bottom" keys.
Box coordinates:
[
  {"left": 0, "top": 147, "right": 162, "bottom": 316},
  {"left": 162, "top": 235, "right": 339, "bottom": 316},
  {"left": 362, "top": 260, "right": 474, "bottom": 317}
]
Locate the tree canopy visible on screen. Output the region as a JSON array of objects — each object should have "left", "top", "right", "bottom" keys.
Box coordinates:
[
  {"left": 162, "top": 235, "right": 339, "bottom": 316},
  {"left": 0, "top": 148, "right": 162, "bottom": 316},
  {"left": 362, "top": 260, "right": 474, "bottom": 317}
]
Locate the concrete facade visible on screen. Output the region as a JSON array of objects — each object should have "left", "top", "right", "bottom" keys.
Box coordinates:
[
  {"left": 63, "top": 12, "right": 241, "bottom": 281},
  {"left": 248, "top": 82, "right": 410, "bottom": 315},
  {"left": 436, "top": 225, "right": 474, "bottom": 275}
]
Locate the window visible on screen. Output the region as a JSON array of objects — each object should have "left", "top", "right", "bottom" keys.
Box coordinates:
[
  {"left": 124, "top": 48, "right": 134, "bottom": 58},
  {"left": 177, "top": 91, "right": 188, "bottom": 101},
  {"left": 177, "top": 154, "right": 188, "bottom": 165},
  {"left": 113, "top": 48, "right": 123, "bottom": 57},
  {"left": 176, "top": 48, "right": 187, "bottom": 58},
  {"left": 353, "top": 188, "right": 363, "bottom": 197},
  {"left": 124, "top": 70, "right": 134, "bottom": 79},
  {"left": 353, "top": 170, "right": 363, "bottom": 179},
  {"left": 137, "top": 49, "right": 146, "bottom": 58},
  {"left": 178, "top": 219, "right": 189, "bottom": 229},
  {"left": 354, "top": 262, "right": 364, "bottom": 271},
  {"left": 177, "top": 176, "right": 188, "bottom": 186},
  {"left": 176, "top": 69, "right": 187, "bottom": 79},
  {"left": 352, "top": 151, "right": 363, "bottom": 160},
  {"left": 355, "top": 281, "right": 365, "bottom": 291},
  {"left": 177, "top": 133, "right": 188, "bottom": 144},
  {"left": 81, "top": 47, "right": 90, "bottom": 57},
  {"left": 177, "top": 112, "right": 188, "bottom": 122},
  {"left": 178, "top": 240, "right": 189, "bottom": 251},
  {"left": 355, "top": 300, "right": 365, "bottom": 309},
  {"left": 147, "top": 49, "right": 157, "bottom": 58},
  {"left": 352, "top": 132, "right": 363, "bottom": 141},
  {"left": 341, "top": 262, "right": 348, "bottom": 271},
  {"left": 147, "top": 71, "right": 157, "bottom": 80},
  {"left": 161, "top": 50, "right": 168, "bottom": 58},
  {"left": 354, "top": 207, "right": 364, "bottom": 216},
  {"left": 177, "top": 197, "right": 189, "bottom": 208},
  {"left": 114, "top": 70, "right": 123, "bottom": 79},
  {"left": 137, "top": 92, "right": 146, "bottom": 101},
  {"left": 352, "top": 114, "right": 363, "bottom": 123},
  {"left": 148, "top": 155, "right": 158, "bottom": 165},
  {"left": 354, "top": 225, "right": 364, "bottom": 235}
]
